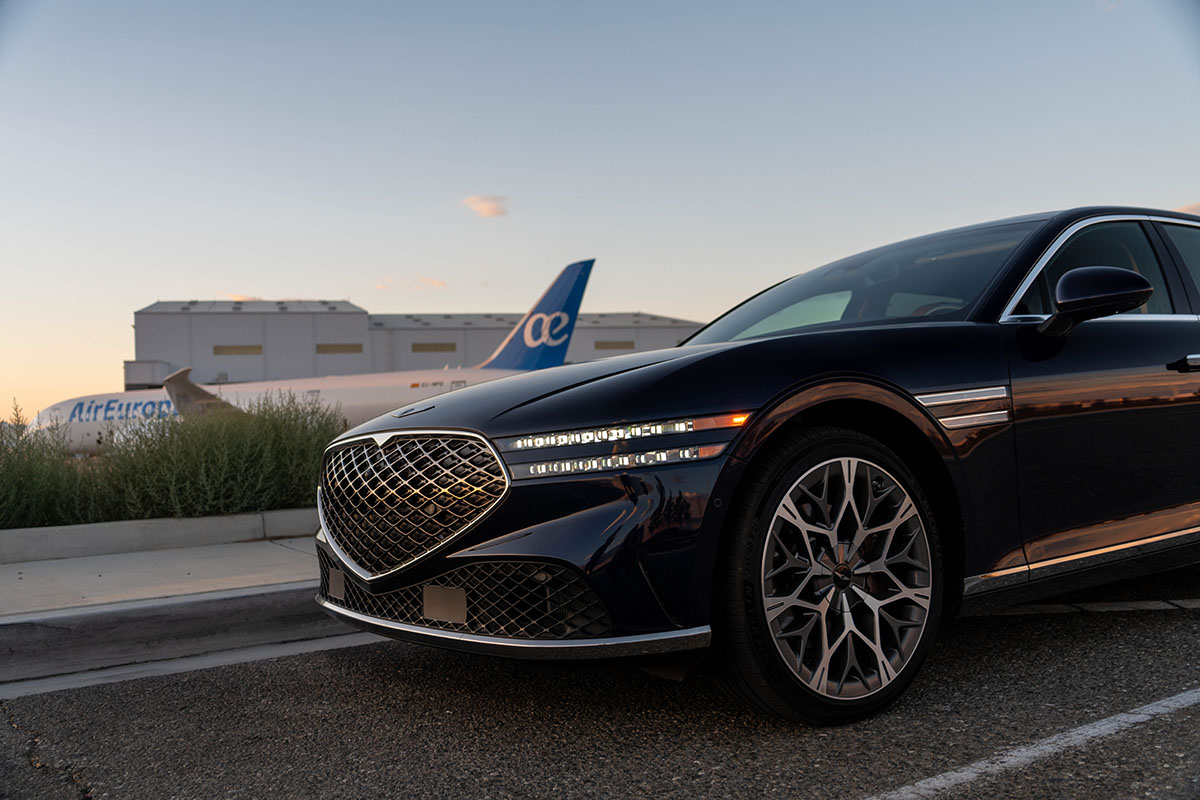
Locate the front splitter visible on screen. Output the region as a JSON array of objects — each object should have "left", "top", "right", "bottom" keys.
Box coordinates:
[{"left": 317, "top": 597, "right": 711, "bottom": 660}]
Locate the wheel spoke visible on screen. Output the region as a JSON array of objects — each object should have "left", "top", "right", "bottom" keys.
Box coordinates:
[
  {"left": 776, "top": 612, "right": 821, "bottom": 668},
  {"left": 808, "top": 624, "right": 850, "bottom": 694},
  {"left": 763, "top": 587, "right": 826, "bottom": 624},
  {"left": 776, "top": 495, "right": 805, "bottom": 528},
  {"left": 777, "top": 486, "right": 839, "bottom": 563},
  {"left": 763, "top": 525, "right": 810, "bottom": 581},
  {"left": 855, "top": 625, "right": 897, "bottom": 687},
  {"left": 828, "top": 459, "right": 859, "bottom": 548},
  {"left": 851, "top": 495, "right": 915, "bottom": 559},
  {"left": 851, "top": 580, "right": 931, "bottom": 612},
  {"left": 879, "top": 606, "right": 923, "bottom": 642}
]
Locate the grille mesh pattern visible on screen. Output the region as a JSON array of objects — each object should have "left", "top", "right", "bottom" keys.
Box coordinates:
[
  {"left": 318, "top": 549, "right": 613, "bottom": 640},
  {"left": 320, "top": 434, "right": 507, "bottom": 576}
]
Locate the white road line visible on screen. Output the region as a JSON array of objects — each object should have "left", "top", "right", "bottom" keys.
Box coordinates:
[
  {"left": 864, "top": 686, "right": 1200, "bottom": 800},
  {"left": 0, "top": 633, "right": 386, "bottom": 699}
]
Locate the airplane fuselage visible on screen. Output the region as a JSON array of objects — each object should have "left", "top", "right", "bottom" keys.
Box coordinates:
[{"left": 37, "top": 367, "right": 521, "bottom": 454}]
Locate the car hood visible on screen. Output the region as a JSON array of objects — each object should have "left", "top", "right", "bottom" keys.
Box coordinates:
[
  {"left": 338, "top": 340, "right": 744, "bottom": 441},
  {"left": 336, "top": 321, "right": 999, "bottom": 442}
]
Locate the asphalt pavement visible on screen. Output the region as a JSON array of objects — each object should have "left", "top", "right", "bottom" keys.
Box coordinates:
[{"left": 2, "top": 564, "right": 1198, "bottom": 799}]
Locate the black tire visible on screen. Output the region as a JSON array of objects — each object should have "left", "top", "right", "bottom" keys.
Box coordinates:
[{"left": 714, "top": 426, "right": 943, "bottom": 723}]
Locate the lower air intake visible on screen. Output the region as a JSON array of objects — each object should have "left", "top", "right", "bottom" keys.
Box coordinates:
[{"left": 318, "top": 549, "right": 613, "bottom": 640}]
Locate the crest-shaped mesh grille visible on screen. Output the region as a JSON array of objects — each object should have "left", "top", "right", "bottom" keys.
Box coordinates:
[
  {"left": 318, "top": 549, "right": 613, "bottom": 640},
  {"left": 320, "top": 434, "right": 507, "bottom": 577}
]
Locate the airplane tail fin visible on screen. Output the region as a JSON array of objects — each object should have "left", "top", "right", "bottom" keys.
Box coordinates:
[
  {"left": 163, "top": 367, "right": 238, "bottom": 416},
  {"left": 478, "top": 259, "right": 594, "bottom": 370}
]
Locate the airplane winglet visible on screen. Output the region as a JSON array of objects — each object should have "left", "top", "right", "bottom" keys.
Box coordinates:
[
  {"left": 478, "top": 259, "right": 594, "bottom": 370},
  {"left": 162, "top": 367, "right": 238, "bottom": 417}
]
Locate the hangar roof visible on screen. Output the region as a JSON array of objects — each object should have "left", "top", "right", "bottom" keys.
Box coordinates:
[
  {"left": 136, "top": 303, "right": 699, "bottom": 328},
  {"left": 137, "top": 300, "right": 366, "bottom": 314}
]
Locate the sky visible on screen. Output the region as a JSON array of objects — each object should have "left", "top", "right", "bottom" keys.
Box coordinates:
[{"left": 1, "top": 0, "right": 1198, "bottom": 414}]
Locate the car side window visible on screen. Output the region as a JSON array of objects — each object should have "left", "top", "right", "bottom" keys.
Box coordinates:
[
  {"left": 1161, "top": 224, "right": 1200, "bottom": 294},
  {"left": 1013, "top": 221, "right": 1175, "bottom": 316}
]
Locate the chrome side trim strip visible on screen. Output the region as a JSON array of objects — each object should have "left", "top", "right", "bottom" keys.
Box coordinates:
[
  {"left": 940, "top": 410, "right": 1011, "bottom": 430},
  {"left": 318, "top": 428, "right": 512, "bottom": 584},
  {"left": 915, "top": 387, "right": 1012, "bottom": 430},
  {"left": 1148, "top": 215, "right": 1200, "bottom": 229},
  {"left": 1090, "top": 314, "right": 1199, "bottom": 322},
  {"left": 963, "top": 524, "right": 1200, "bottom": 596},
  {"left": 1006, "top": 314, "right": 1200, "bottom": 324},
  {"left": 318, "top": 597, "right": 712, "bottom": 658},
  {"left": 1026, "top": 525, "right": 1200, "bottom": 577},
  {"left": 915, "top": 386, "right": 1010, "bottom": 407}
]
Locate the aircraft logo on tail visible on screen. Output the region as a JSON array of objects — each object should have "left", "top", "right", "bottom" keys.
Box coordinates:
[
  {"left": 480, "top": 259, "right": 593, "bottom": 370},
  {"left": 522, "top": 312, "right": 570, "bottom": 347}
]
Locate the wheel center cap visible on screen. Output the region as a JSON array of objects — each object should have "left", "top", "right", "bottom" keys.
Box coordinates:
[{"left": 832, "top": 563, "right": 853, "bottom": 590}]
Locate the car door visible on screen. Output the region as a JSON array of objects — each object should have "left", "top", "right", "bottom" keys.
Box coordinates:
[{"left": 1000, "top": 216, "right": 1200, "bottom": 571}]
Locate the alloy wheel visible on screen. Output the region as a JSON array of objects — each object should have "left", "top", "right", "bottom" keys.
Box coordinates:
[{"left": 760, "top": 457, "right": 933, "bottom": 700}]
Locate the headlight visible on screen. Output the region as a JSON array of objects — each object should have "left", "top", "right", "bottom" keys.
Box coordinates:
[{"left": 497, "top": 413, "right": 749, "bottom": 479}]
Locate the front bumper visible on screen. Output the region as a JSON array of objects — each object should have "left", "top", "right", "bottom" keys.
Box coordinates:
[{"left": 314, "top": 454, "right": 738, "bottom": 657}]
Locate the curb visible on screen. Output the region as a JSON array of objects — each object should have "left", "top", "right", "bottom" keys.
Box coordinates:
[
  {"left": 0, "top": 507, "right": 318, "bottom": 564},
  {"left": 0, "top": 580, "right": 345, "bottom": 683}
]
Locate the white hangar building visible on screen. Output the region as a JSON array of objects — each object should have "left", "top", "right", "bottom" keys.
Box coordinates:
[{"left": 123, "top": 300, "right": 702, "bottom": 389}]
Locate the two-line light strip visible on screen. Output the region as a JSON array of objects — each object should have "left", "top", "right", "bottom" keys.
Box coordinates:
[
  {"left": 505, "top": 413, "right": 750, "bottom": 479},
  {"left": 500, "top": 413, "right": 749, "bottom": 452},
  {"left": 521, "top": 444, "right": 731, "bottom": 478}
]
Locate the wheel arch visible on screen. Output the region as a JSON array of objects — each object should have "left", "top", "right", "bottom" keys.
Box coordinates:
[{"left": 713, "top": 379, "right": 967, "bottom": 619}]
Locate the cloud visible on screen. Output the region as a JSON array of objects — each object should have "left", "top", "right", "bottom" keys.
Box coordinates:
[
  {"left": 225, "top": 293, "right": 263, "bottom": 301},
  {"left": 419, "top": 276, "right": 447, "bottom": 288},
  {"left": 1176, "top": 203, "right": 1200, "bottom": 216},
  {"left": 462, "top": 195, "right": 508, "bottom": 218}
]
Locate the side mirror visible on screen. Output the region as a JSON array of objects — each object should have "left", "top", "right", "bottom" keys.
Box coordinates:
[{"left": 1037, "top": 266, "right": 1154, "bottom": 337}]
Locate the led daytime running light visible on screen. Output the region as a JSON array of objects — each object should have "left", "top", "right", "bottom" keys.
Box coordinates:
[
  {"left": 521, "top": 443, "right": 728, "bottom": 478},
  {"left": 503, "top": 413, "right": 749, "bottom": 452}
]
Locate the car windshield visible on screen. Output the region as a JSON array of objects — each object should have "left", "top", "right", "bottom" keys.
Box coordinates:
[{"left": 687, "top": 219, "right": 1042, "bottom": 345}]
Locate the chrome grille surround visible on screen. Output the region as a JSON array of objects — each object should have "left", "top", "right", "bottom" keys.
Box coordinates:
[
  {"left": 318, "top": 430, "right": 510, "bottom": 581},
  {"left": 317, "top": 549, "right": 613, "bottom": 640}
]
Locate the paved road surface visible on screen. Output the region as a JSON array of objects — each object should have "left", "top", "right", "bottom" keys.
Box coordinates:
[{"left": 3, "top": 566, "right": 1197, "bottom": 799}]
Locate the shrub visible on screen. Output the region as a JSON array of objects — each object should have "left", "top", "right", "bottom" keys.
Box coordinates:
[
  {"left": 0, "top": 394, "right": 346, "bottom": 529},
  {"left": 0, "top": 403, "right": 91, "bottom": 529}
]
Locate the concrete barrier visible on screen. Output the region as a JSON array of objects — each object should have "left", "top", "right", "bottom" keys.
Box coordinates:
[{"left": 0, "top": 508, "right": 318, "bottom": 564}]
